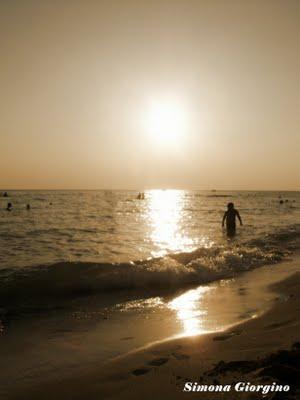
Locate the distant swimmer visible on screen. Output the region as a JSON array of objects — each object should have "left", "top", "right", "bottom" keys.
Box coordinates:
[
  {"left": 3, "top": 192, "right": 8, "bottom": 197},
  {"left": 6, "top": 202, "right": 12, "bottom": 211},
  {"left": 137, "top": 192, "right": 145, "bottom": 200},
  {"left": 26, "top": 204, "right": 31, "bottom": 210},
  {"left": 222, "top": 202, "right": 243, "bottom": 237}
]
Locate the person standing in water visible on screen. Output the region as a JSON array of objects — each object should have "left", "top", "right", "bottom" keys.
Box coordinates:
[{"left": 222, "top": 202, "right": 243, "bottom": 236}]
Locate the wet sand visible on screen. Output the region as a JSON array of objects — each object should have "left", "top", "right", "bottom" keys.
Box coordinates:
[{"left": 7, "top": 258, "right": 300, "bottom": 399}]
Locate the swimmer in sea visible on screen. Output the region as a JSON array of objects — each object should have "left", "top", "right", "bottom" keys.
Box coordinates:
[
  {"left": 6, "top": 202, "right": 12, "bottom": 211},
  {"left": 222, "top": 202, "right": 243, "bottom": 237}
]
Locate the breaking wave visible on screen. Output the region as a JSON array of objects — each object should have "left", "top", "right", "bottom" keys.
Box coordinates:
[{"left": 0, "top": 226, "right": 299, "bottom": 308}]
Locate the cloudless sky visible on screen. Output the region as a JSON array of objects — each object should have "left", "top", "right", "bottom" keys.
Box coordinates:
[{"left": 0, "top": 0, "right": 299, "bottom": 190}]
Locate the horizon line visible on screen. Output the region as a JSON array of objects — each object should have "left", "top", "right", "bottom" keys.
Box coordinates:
[{"left": 0, "top": 188, "right": 299, "bottom": 192}]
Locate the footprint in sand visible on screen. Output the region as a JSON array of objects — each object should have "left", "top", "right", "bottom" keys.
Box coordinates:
[
  {"left": 147, "top": 357, "right": 169, "bottom": 367},
  {"left": 213, "top": 330, "right": 243, "bottom": 341},
  {"left": 172, "top": 352, "right": 190, "bottom": 361},
  {"left": 132, "top": 358, "right": 169, "bottom": 377},
  {"left": 132, "top": 367, "right": 151, "bottom": 376},
  {"left": 264, "top": 319, "right": 296, "bottom": 330}
]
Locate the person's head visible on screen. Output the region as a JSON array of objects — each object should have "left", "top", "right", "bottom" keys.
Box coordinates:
[{"left": 227, "top": 202, "right": 234, "bottom": 210}]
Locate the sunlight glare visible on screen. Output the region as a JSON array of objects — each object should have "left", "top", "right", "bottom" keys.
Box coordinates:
[
  {"left": 168, "top": 287, "right": 211, "bottom": 336},
  {"left": 145, "top": 98, "right": 188, "bottom": 145},
  {"left": 146, "top": 190, "right": 195, "bottom": 257}
]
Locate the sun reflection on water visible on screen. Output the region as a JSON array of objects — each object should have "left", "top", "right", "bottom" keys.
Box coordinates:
[
  {"left": 143, "top": 190, "right": 216, "bottom": 337},
  {"left": 168, "top": 287, "right": 211, "bottom": 336},
  {"left": 146, "top": 190, "right": 196, "bottom": 257}
]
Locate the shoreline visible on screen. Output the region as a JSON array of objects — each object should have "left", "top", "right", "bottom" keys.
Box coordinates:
[{"left": 7, "top": 256, "right": 300, "bottom": 399}]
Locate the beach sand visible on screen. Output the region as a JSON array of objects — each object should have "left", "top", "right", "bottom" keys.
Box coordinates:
[{"left": 8, "top": 260, "right": 300, "bottom": 399}]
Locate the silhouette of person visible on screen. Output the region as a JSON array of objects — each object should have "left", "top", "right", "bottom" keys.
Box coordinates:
[
  {"left": 6, "top": 202, "right": 12, "bottom": 211},
  {"left": 222, "top": 202, "right": 242, "bottom": 237},
  {"left": 137, "top": 192, "right": 145, "bottom": 200},
  {"left": 26, "top": 204, "right": 31, "bottom": 210},
  {"left": 3, "top": 192, "right": 8, "bottom": 197}
]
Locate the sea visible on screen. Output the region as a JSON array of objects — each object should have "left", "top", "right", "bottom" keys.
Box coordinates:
[
  {"left": 0, "top": 190, "right": 299, "bottom": 277},
  {"left": 0, "top": 190, "right": 299, "bottom": 393}
]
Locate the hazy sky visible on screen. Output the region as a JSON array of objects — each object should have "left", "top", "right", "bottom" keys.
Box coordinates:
[{"left": 0, "top": 0, "right": 299, "bottom": 190}]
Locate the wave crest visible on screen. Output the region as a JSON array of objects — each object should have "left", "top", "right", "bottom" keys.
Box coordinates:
[{"left": 0, "top": 225, "right": 299, "bottom": 307}]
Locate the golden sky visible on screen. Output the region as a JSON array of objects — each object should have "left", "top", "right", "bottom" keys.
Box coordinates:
[{"left": 0, "top": 0, "right": 299, "bottom": 190}]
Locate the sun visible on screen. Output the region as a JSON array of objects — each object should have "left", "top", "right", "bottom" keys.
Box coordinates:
[{"left": 145, "top": 98, "right": 187, "bottom": 145}]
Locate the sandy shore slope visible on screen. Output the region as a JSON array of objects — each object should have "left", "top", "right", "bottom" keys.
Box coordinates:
[{"left": 8, "top": 267, "right": 300, "bottom": 400}]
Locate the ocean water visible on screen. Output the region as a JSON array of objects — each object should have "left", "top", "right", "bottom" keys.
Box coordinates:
[
  {"left": 0, "top": 190, "right": 299, "bottom": 299},
  {"left": 0, "top": 190, "right": 300, "bottom": 394}
]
